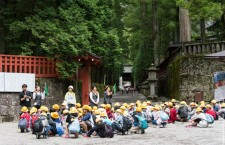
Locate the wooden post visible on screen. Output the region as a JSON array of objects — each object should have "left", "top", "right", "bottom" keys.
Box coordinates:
[
  {"left": 79, "top": 63, "right": 91, "bottom": 105},
  {"left": 0, "top": 55, "right": 2, "bottom": 72},
  {"left": 4, "top": 56, "right": 7, "bottom": 72},
  {"left": 15, "top": 56, "right": 17, "bottom": 72}
]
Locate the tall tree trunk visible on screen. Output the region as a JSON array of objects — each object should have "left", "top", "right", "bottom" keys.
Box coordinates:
[
  {"left": 179, "top": 7, "right": 191, "bottom": 42},
  {"left": 0, "top": 0, "right": 6, "bottom": 53},
  {"left": 200, "top": 18, "right": 206, "bottom": 42},
  {"left": 152, "top": 0, "right": 159, "bottom": 65}
]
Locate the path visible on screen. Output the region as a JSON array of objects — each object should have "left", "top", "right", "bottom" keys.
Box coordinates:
[{"left": 0, "top": 119, "right": 224, "bottom": 145}]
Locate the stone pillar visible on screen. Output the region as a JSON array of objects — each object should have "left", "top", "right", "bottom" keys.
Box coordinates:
[{"left": 147, "top": 64, "right": 158, "bottom": 98}]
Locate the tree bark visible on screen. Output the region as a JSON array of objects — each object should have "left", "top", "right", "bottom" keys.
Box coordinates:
[
  {"left": 179, "top": 7, "right": 191, "bottom": 42},
  {"left": 200, "top": 18, "right": 206, "bottom": 42},
  {"left": 152, "top": 0, "right": 159, "bottom": 65}
]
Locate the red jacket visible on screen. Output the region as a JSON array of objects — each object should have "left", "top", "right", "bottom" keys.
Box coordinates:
[
  {"left": 206, "top": 109, "right": 217, "bottom": 119},
  {"left": 168, "top": 108, "right": 177, "bottom": 123},
  {"left": 106, "top": 109, "right": 114, "bottom": 120},
  {"left": 20, "top": 112, "right": 31, "bottom": 128}
]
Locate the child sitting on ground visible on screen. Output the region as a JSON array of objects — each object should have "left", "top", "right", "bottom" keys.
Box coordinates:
[
  {"left": 187, "top": 107, "right": 209, "bottom": 128},
  {"left": 19, "top": 106, "right": 31, "bottom": 133},
  {"left": 64, "top": 107, "right": 80, "bottom": 138}
]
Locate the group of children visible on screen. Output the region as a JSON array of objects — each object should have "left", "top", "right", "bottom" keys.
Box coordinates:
[{"left": 18, "top": 99, "right": 225, "bottom": 139}]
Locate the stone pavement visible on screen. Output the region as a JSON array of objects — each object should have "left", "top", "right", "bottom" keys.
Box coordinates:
[{"left": 0, "top": 119, "right": 224, "bottom": 145}]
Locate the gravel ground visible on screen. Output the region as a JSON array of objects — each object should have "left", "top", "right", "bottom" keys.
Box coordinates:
[{"left": 0, "top": 119, "right": 224, "bottom": 145}]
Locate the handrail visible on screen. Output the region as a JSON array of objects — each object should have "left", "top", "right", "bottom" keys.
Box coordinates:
[{"left": 0, "top": 54, "right": 57, "bottom": 78}]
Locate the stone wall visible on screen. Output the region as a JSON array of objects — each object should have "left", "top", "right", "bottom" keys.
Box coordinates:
[
  {"left": 0, "top": 78, "right": 67, "bottom": 122},
  {"left": 168, "top": 56, "right": 225, "bottom": 101}
]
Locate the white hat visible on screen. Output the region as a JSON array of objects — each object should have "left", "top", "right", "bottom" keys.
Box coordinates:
[{"left": 68, "top": 85, "right": 73, "bottom": 89}]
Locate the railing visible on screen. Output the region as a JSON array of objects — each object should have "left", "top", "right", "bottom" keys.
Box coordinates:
[
  {"left": 0, "top": 54, "right": 57, "bottom": 78},
  {"left": 181, "top": 41, "right": 225, "bottom": 55}
]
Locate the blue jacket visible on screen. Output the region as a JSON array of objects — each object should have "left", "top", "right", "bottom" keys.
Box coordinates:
[{"left": 82, "top": 112, "right": 91, "bottom": 121}]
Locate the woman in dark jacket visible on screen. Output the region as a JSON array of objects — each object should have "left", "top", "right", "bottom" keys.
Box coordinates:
[
  {"left": 89, "top": 86, "right": 100, "bottom": 107},
  {"left": 104, "top": 86, "right": 113, "bottom": 105}
]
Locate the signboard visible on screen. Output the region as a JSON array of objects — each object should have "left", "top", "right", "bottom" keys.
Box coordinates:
[
  {"left": 0, "top": 72, "right": 35, "bottom": 92},
  {"left": 0, "top": 73, "right": 4, "bottom": 92},
  {"left": 213, "top": 72, "right": 225, "bottom": 101}
]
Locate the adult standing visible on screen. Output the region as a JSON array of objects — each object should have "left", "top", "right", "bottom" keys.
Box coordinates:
[
  {"left": 19, "top": 84, "right": 32, "bottom": 108},
  {"left": 64, "top": 85, "right": 76, "bottom": 109},
  {"left": 104, "top": 86, "right": 112, "bottom": 105},
  {"left": 33, "top": 86, "right": 45, "bottom": 109},
  {"left": 89, "top": 86, "right": 99, "bottom": 107}
]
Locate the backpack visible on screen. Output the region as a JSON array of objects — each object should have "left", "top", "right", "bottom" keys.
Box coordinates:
[
  {"left": 56, "top": 122, "right": 64, "bottom": 136},
  {"left": 122, "top": 116, "right": 132, "bottom": 131},
  {"left": 219, "top": 112, "right": 225, "bottom": 119},
  {"left": 68, "top": 119, "right": 80, "bottom": 134},
  {"left": 18, "top": 118, "right": 27, "bottom": 130},
  {"left": 205, "top": 114, "right": 214, "bottom": 124},
  {"left": 135, "top": 115, "right": 148, "bottom": 129},
  {"left": 104, "top": 124, "right": 114, "bottom": 138},
  {"left": 31, "top": 115, "right": 39, "bottom": 129},
  {"left": 160, "top": 111, "right": 169, "bottom": 121},
  {"left": 33, "top": 119, "right": 44, "bottom": 133}
]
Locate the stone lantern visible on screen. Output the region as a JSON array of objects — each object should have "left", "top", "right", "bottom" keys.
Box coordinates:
[{"left": 147, "top": 63, "right": 158, "bottom": 98}]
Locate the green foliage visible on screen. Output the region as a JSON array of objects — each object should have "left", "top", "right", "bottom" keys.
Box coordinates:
[
  {"left": 176, "top": 0, "right": 223, "bottom": 20},
  {"left": 1, "top": 0, "right": 123, "bottom": 80}
]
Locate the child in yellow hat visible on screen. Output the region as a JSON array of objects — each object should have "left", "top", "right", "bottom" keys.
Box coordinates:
[
  {"left": 64, "top": 107, "right": 80, "bottom": 138},
  {"left": 19, "top": 106, "right": 31, "bottom": 133},
  {"left": 187, "top": 107, "right": 209, "bottom": 128},
  {"left": 112, "top": 109, "right": 125, "bottom": 135}
]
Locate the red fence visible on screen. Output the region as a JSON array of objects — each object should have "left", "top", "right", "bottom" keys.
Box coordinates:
[{"left": 0, "top": 54, "right": 57, "bottom": 78}]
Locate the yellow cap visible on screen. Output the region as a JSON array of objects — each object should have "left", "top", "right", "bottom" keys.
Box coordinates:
[
  {"left": 180, "top": 101, "right": 187, "bottom": 105},
  {"left": 100, "top": 104, "right": 106, "bottom": 108},
  {"left": 171, "top": 99, "right": 176, "bottom": 103},
  {"left": 141, "top": 104, "right": 147, "bottom": 109},
  {"left": 116, "top": 109, "right": 122, "bottom": 114},
  {"left": 168, "top": 102, "right": 173, "bottom": 107},
  {"left": 100, "top": 112, "right": 107, "bottom": 117},
  {"left": 106, "top": 104, "right": 111, "bottom": 109},
  {"left": 76, "top": 103, "right": 81, "bottom": 108},
  {"left": 61, "top": 102, "right": 67, "bottom": 106},
  {"left": 120, "top": 106, "right": 126, "bottom": 110},
  {"left": 21, "top": 106, "right": 28, "bottom": 113},
  {"left": 200, "top": 103, "right": 205, "bottom": 108},
  {"left": 63, "top": 109, "right": 69, "bottom": 114},
  {"left": 123, "top": 103, "right": 128, "bottom": 108},
  {"left": 52, "top": 104, "right": 60, "bottom": 110},
  {"left": 190, "top": 102, "right": 196, "bottom": 106},
  {"left": 136, "top": 107, "right": 142, "bottom": 112},
  {"left": 136, "top": 100, "right": 141, "bottom": 104},
  {"left": 51, "top": 112, "right": 59, "bottom": 119},
  {"left": 206, "top": 104, "right": 212, "bottom": 109},
  {"left": 30, "top": 107, "right": 37, "bottom": 114},
  {"left": 88, "top": 106, "right": 92, "bottom": 112},
  {"left": 92, "top": 106, "right": 98, "bottom": 111},
  {"left": 211, "top": 100, "right": 217, "bottom": 104},
  {"left": 130, "top": 103, "right": 135, "bottom": 106},
  {"left": 94, "top": 110, "right": 100, "bottom": 115},
  {"left": 70, "top": 107, "right": 78, "bottom": 114},
  {"left": 154, "top": 106, "right": 160, "bottom": 111},
  {"left": 78, "top": 113, "right": 83, "bottom": 118},
  {"left": 221, "top": 103, "right": 225, "bottom": 108},
  {"left": 114, "top": 102, "right": 121, "bottom": 107},
  {"left": 82, "top": 105, "right": 90, "bottom": 110},
  {"left": 200, "top": 101, "right": 205, "bottom": 104},
  {"left": 196, "top": 107, "right": 202, "bottom": 112}
]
